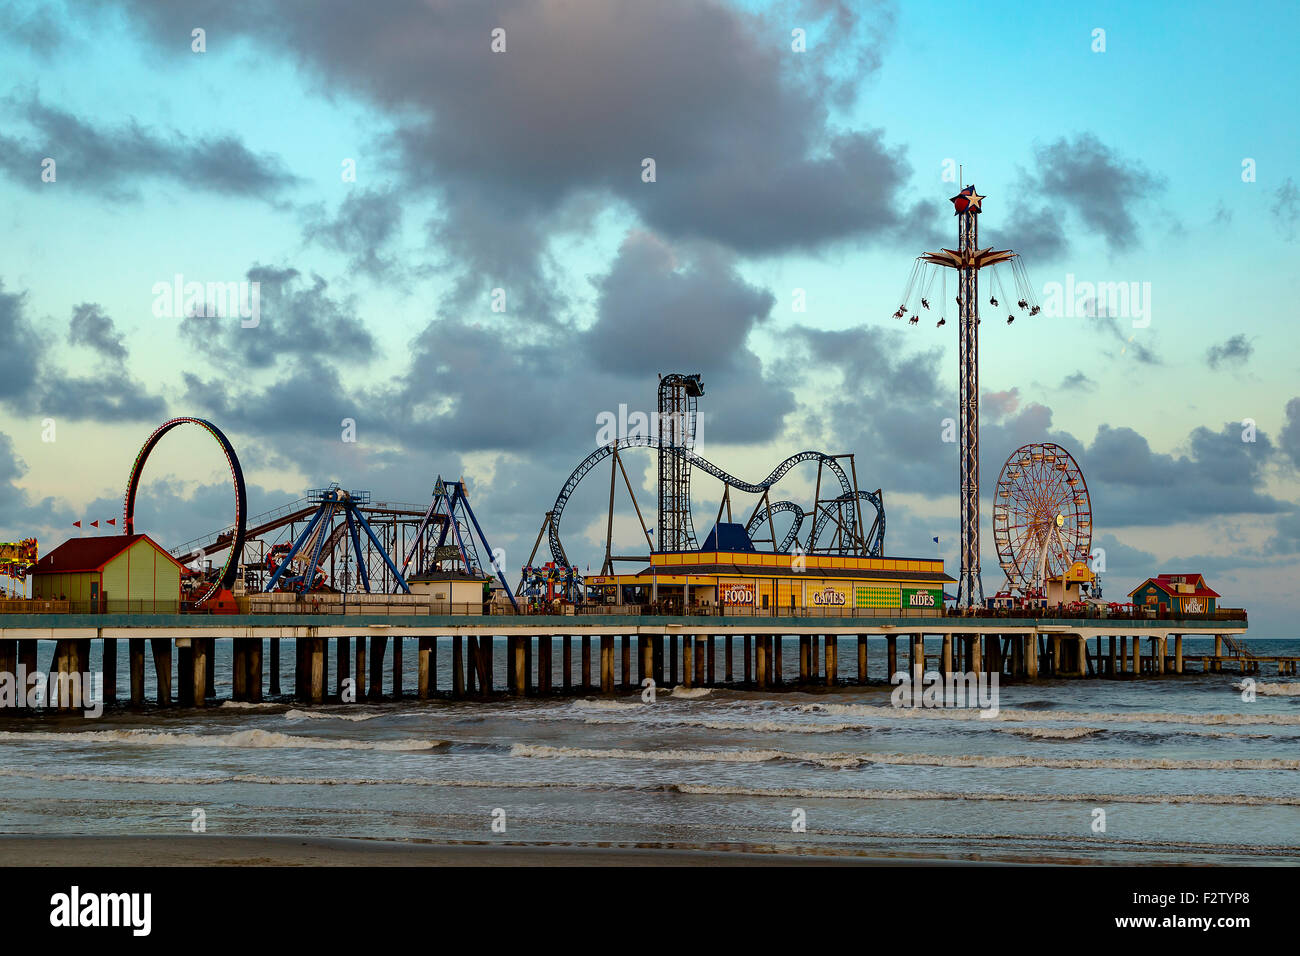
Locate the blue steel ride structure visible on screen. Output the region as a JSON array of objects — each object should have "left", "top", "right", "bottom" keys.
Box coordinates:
[
  {"left": 401, "top": 476, "right": 518, "bottom": 611},
  {"left": 264, "top": 485, "right": 411, "bottom": 595}
]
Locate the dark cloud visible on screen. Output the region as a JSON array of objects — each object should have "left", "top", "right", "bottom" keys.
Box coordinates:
[
  {"left": 988, "top": 201, "right": 1067, "bottom": 262},
  {"left": 0, "top": 94, "right": 299, "bottom": 201},
  {"left": 1078, "top": 422, "right": 1285, "bottom": 526},
  {"left": 301, "top": 187, "right": 406, "bottom": 281},
  {"left": 0, "top": 3, "right": 65, "bottom": 56},
  {"left": 1059, "top": 371, "right": 1096, "bottom": 391},
  {"left": 179, "top": 266, "right": 377, "bottom": 371},
  {"left": 1279, "top": 397, "right": 1300, "bottom": 470},
  {"left": 0, "top": 278, "right": 165, "bottom": 421},
  {"left": 111, "top": 0, "right": 909, "bottom": 317},
  {"left": 1024, "top": 133, "right": 1163, "bottom": 251},
  {"left": 68, "top": 302, "right": 129, "bottom": 363},
  {"left": 1205, "top": 334, "right": 1253, "bottom": 370}
]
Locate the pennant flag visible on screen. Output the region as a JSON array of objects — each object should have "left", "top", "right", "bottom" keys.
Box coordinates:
[
  {"left": 106, "top": 518, "right": 117, "bottom": 526},
  {"left": 932, "top": 536, "right": 939, "bottom": 544},
  {"left": 73, "top": 521, "right": 81, "bottom": 528},
  {"left": 90, "top": 520, "right": 99, "bottom": 528}
]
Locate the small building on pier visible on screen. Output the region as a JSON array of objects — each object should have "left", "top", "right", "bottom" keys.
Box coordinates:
[
  {"left": 1128, "top": 573, "right": 1219, "bottom": 615},
  {"left": 31, "top": 534, "right": 183, "bottom": 612}
]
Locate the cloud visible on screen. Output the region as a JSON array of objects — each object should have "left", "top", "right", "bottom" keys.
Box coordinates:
[
  {"left": 0, "top": 94, "right": 300, "bottom": 201},
  {"left": 112, "top": 0, "right": 911, "bottom": 318},
  {"left": 179, "top": 266, "right": 377, "bottom": 371},
  {"left": 1059, "top": 371, "right": 1096, "bottom": 391},
  {"left": 1205, "top": 334, "right": 1253, "bottom": 370},
  {"left": 1024, "top": 133, "right": 1164, "bottom": 251},
  {"left": 1079, "top": 421, "right": 1285, "bottom": 526},
  {"left": 301, "top": 186, "right": 406, "bottom": 281},
  {"left": 1279, "top": 397, "right": 1300, "bottom": 470},
  {"left": 68, "top": 302, "right": 129, "bottom": 364},
  {"left": 0, "top": 278, "right": 165, "bottom": 421},
  {"left": 1271, "top": 177, "right": 1298, "bottom": 242}
]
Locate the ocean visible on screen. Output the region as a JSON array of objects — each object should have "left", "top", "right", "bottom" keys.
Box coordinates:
[{"left": 2, "top": 635, "right": 1297, "bottom": 864}]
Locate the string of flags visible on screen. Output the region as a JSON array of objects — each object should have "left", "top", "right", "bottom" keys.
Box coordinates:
[{"left": 72, "top": 519, "right": 117, "bottom": 530}]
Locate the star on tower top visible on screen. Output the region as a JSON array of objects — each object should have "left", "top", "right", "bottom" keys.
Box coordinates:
[{"left": 950, "top": 185, "right": 985, "bottom": 215}]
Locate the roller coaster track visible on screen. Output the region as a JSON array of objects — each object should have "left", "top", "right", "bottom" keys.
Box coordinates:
[
  {"left": 548, "top": 438, "right": 884, "bottom": 564},
  {"left": 745, "top": 490, "right": 886, "bottom": 557}
]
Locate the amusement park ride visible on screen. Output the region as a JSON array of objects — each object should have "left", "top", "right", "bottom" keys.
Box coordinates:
[
  {"left": 892, "top": 182, "right": 1043, "bottom": 608},
  {"left": 990, "top": 442, "right": 1098, "bottom": 610},
  {"left": 0, "top": 538, "right": 38, "bottom": 597},
  {"left": 519, "top": 371, "right": 888, "bottom": 605}
]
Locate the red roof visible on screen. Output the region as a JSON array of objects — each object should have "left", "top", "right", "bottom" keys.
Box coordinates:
[
  {"left": 1129, "top": 573, "right": 1220, "bottom": 599},
  {"left": 33, "top": 534, "right": 184, "bottom": 574}
]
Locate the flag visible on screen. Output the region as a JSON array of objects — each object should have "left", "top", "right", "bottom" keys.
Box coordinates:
[
  {"left": 73, "top": 521, "right": 81, "bottom": 528},
  {"left": 932, "top": 536, "right": 939, "bottom": 544},
  {"left": 106, "top": 518, "right": 116, "bottom": 526},
  {"left": 90, "top": 521, "right": 99, "bottom": 528}
]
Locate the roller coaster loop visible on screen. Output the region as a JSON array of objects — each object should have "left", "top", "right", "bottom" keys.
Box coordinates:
[{"left": 123, "top": 418, "right": 247, "bottom": 606}]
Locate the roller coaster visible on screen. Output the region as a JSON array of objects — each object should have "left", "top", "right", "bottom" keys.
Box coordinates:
[{"left": 525, "top": 374, "right": 886, "bottom": 580}]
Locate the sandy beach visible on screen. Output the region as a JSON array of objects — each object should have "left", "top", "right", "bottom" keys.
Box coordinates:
[{"left": 0, "top": 834, "right": 1001, "bottom": 866}]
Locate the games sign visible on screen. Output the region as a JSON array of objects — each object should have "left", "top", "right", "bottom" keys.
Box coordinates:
[
  {"left": 810, "top": 586, "right": 846, "bottom": 606},
  {"left": 720, "top": 582, "right": 755, "bottom": 605}
]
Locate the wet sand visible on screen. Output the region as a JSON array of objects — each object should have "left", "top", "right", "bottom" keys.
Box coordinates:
[{"left": 0, "top": 834, "right": 1007, "bottom": 866}]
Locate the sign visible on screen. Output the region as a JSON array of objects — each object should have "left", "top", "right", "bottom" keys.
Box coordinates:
[
  {"left": 810, "top": 586, "right": 846, "bottom": 606},
  {"left": 901, "top": 586, "right": 942, "bottom": 609},
  {"left": 1181, "top": 596, "right": 1205, "bottom": 614},
  {"left": 720, "top": 582, "right": 755, "bottom": 605}
]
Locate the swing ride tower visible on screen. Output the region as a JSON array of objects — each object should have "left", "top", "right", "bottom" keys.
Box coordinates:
[{"left": 898, "top": 185, "right": 1039, "bottom": 608}]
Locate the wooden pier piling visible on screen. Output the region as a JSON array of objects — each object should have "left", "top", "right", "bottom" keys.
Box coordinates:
[
  {"left": 858, "top": 635, "right": 868, "bottom": 684},
  {"left": 151, "top": 638, "right": 172, "bottom": 706},
  {"left": 600, "top": 635, "right": 614, "bottom": 693}
]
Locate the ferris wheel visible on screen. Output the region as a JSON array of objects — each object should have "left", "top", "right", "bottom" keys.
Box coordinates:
[{"left": 992, "top": 442, "right": 1092, "bottom": 595}]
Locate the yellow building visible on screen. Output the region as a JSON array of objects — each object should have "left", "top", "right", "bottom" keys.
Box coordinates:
[
  {"left": 588, "top": 550, "right": 953, "bottom": 613},
  {"left": 32, "top": 534, "right": 183, "bottom": 612}
]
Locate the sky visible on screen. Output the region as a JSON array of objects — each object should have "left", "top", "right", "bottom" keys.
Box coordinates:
[{"left": 1, "top": 0, "right": 1298, "bottom": 635}]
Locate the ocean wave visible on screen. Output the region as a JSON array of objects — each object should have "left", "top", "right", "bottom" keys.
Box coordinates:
[
  {"left": 580, "top": 715, "right": 862, "bottom": 735},
  {"left": 999, "top": 726, "right": 1104, "bottom": 739},
  {"left": 510, "top": 742, "right": 862, "bottom": 769},
  {"left": 793, "top": 702, "right": 1300, "bottom": 727},
  {"left": 508, "top": 742, "right": 1300, "bottom": 772},
  {"left": 569, "top": 699, "right": 645, "bottom": 711},
  {"left": 218, "top": 701, "right": 284, "bottom": 711},
  {"left": 0, "top": 728, "right": 440, "bottom": 752},
  {"left": 1233, "top": 681, "right": 1300, "bottom": 697},
  {"left": 284, "top": 709, "right": 381, "bottom": 722},
  {"left": 1, "top": 767, "right": 1295, "bottom": 810},
  {"left": 670, "top": 687, "right": 712, "bottom": 699}
]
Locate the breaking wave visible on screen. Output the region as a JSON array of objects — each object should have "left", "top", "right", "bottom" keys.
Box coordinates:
[
  {"left": 793, "top": 702, "right": 1300, "bottom": 727},
  {"left": 507, "top": 742, "right": 1300, "bottom": 771},
  {"left": 0, "top": 728, "right": 440, "bottom": 752}
]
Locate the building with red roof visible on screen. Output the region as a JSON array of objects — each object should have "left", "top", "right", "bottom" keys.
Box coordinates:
[
  {"left": 32, "top": 534, "right": 183, "bottom": 611},
  {"left": 1128, "top": 573, "right": 1220, "bottom": 615}
]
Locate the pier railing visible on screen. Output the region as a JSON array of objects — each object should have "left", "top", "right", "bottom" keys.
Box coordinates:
[{"left": 0, "top": 597, "right": 1248, "bottom": 623}]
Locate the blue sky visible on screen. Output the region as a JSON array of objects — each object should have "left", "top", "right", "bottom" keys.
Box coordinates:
[{"left": 1, "top": 0, "right": 1298, "bottom": 634}]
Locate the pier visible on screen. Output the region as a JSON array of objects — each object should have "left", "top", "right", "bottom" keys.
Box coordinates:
[{"left": 0, "top": 611, "right": 1280, "bottom": 714}]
